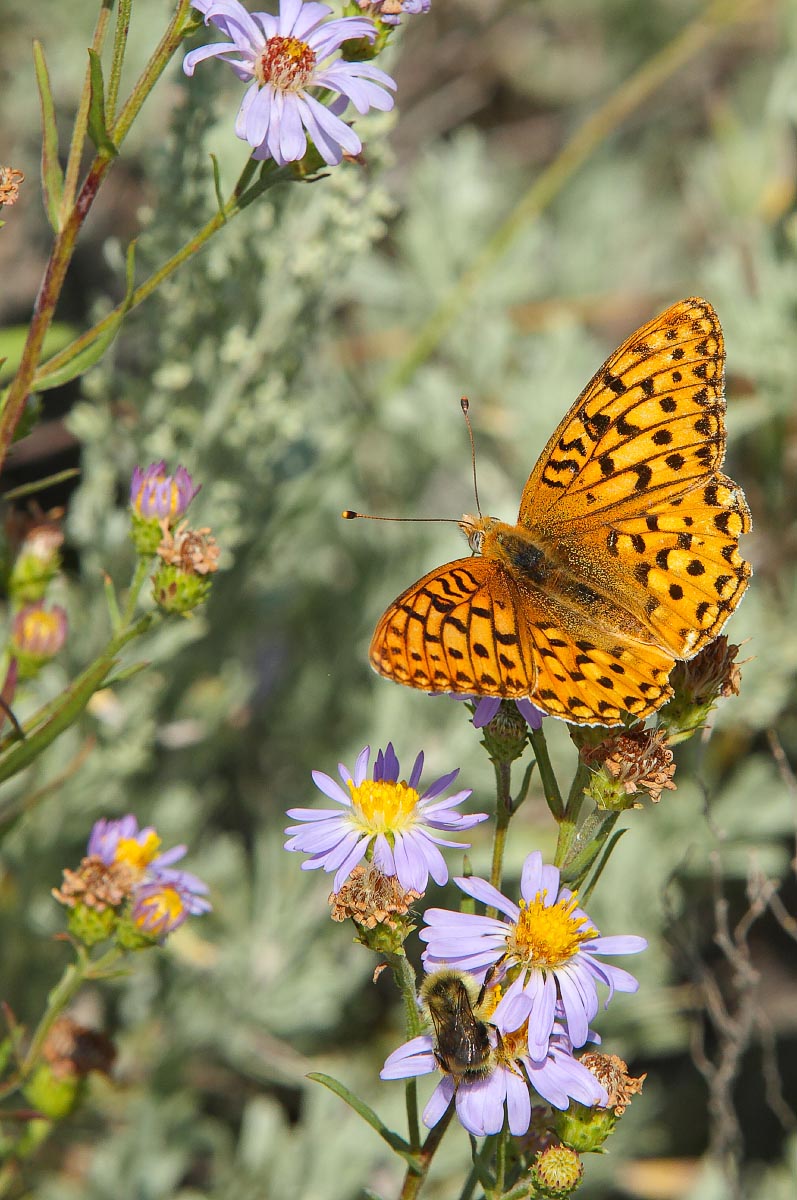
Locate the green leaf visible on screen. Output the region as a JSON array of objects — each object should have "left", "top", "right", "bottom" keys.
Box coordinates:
[
  {"left": 32, "top": 241, "right": 137, "bottom": 391},
  {"left": 32, "top": 41, "right": 64, "bottom": 232},
  {"left": 307, "top": 1073, "right": 420, "bottom": 1168},
  {"left": 0, "top": 323, "right": 77, "bottom": 385},
  {"left": 1, "top": 467, "right": 80, "bottom": 502},
  {"left": 0, "top": 655, "right": 115, "bottom": 789},
  {"left": 86, "top": 49, "right": 118, "bottom": 158}
]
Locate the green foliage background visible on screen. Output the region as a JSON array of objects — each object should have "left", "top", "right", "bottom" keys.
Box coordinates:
[{"left": 1, "top": 1, "right": 796, "bottom": 1196}]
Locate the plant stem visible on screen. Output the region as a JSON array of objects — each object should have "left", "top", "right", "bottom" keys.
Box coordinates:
[
  {"left": 30, "top": 161, "right": 288, "bottom": 393},
  {"left": 60, "top": 0, "right": 114, "bottom": 217},
  {"left": 398, "top": 1103, "right": 455, "bottom": 1200},
  {"left": 389, "top": 951, "right": 421, "bottom": 1150},
  {"left": 484, "top": 759, "right": 512, "bottom": 918},
  {"left": 0, "top": 945, "right": 123, "bottom": 1100},
  {"left": 122, "top": 557, "right": 153, "bottom": 627},
  {"left": 528, "top": 725, "right": 563, "bottom": 821},
  {"left": 0, "top": 0, "right": 195, "bottom": 468},
  {"left": 106, "top": 0, "right": 134, "bottom": 124},
  {"left": 554, "top": 760, "right": 591, "bottom": 868}
]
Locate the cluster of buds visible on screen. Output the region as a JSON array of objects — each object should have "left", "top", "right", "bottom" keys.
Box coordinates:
[
  {"left": 2, "top": 508, "right": 68, "bottom": 685},
  {"left": 53, "top": 814, "right": 211, "bottom": 948},
  {"left": 579, "top": 725, "right": 676, "bottom": 811},
  {"left": 129, "top": 462, "right": 219, "bottom": 614}
]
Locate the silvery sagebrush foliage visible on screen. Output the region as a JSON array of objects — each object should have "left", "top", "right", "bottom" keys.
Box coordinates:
[{"left": 1, "top": 0, "right": 796, "bottom": 1197}]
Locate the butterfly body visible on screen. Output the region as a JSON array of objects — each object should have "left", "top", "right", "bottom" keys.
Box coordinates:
[{"left": 369, "top": 299, "right": 751, "bottom": 726}]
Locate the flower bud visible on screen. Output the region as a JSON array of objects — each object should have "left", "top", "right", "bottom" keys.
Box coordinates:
[
  {"left": 23, "top": 1062, "right": 85, "bottom": 1120},
  {"left": 130, "top": 462, "right": 199, "bottom": 555},
  {"left": 530, "top": 1144, "right": 584, "bottom": 1198},
  {"left": 478, "top": 700, "right": 532, "bottom": 765},
  {"left": 8, "top": 524, "right": 63, "bottom": 603},
  {"left": 552, "top": 1100, "right": 617, "bottom": 1154},
  {"left": 151, "top": 520, "right": 219, "bottom": 614},
  {"left": 658, "top": 635, "right": 743, "bottom": 744},
  {"left": 10, "top": 602, "right": 68, "bottom": 678}
]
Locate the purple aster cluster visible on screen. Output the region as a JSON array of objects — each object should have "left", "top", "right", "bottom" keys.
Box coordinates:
[
  {"left": 285, "top": 743, "right": 488, "bottom": 894},
  {"left": 382, "top": 850, "right": 646, "bottom": 1138},
  {"left": 88, "top": 815, "right": 211, "bottom": 937},
  {"left": 184, "top": 0, "right": 396, "bottom": 166}
]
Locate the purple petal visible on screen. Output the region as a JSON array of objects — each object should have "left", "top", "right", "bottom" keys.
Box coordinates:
[
  {"left": 585, "top": 934, "right": 648, "bottom": 956},
  {"left": 455, "top": 875, "right": 519, "bottom": 920},
  {"left": 423, "top": 1078, "right": 454, "bottom": 1128},
  {"left": 381, "top": 1035, "right": 436, "bottom": 1079},
  {"left": 505, "top": 1068, "right": 532, "bottom": 1136},
  {"left": 311, "top": 770, "right": 351, "bottom": 806},
  {"left": 520, "top": 851, "right": 544, "bottom": 902},
  {"left": 352, "top": 744, "right": 370, "bottom": 787},
  {"left": 472, "top": 697, "right": 500, "bottom": 727},
  {"left": 408, "top": 750, "right": 424, "bottom": 791}
]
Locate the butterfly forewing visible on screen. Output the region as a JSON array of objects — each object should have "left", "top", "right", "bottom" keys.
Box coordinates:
[{"left": 520, "top": 298, "right": 726, "bottom": 526}]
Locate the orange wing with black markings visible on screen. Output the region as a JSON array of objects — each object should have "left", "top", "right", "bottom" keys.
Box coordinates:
[{"left": 368, "top": 298, "right": 750, "bottom": 726}]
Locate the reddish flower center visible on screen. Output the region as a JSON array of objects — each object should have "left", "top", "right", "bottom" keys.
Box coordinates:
[{"left": 255, "top": 36, "right": 316, "bottom": 91}]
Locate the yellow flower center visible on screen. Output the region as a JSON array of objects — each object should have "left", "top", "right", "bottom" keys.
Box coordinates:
[
  {"left": 507, "top": 890, "right": 590, "bottom": 970},
  {"left": 134, "top": 885, "right": 183, "bottom": 932},
  {"left": 347, "top": 779, "right": 420, "bottom": 834},
  {"left": 255, "top": 35, "right": 316, "bottom": 91},
  {"left": 115, "top": 831, "right": 161, "bottom": 874}
]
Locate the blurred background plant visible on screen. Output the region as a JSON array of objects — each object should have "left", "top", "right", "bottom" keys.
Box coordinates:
[{"left": 1, "top": 0, "right": 796, "bottom": 1197}]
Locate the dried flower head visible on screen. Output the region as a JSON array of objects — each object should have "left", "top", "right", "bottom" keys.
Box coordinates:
[
  {"left": 52, "top": 855, "right": 136, "bottom": 911},
  {"left": 670, "top": 635, "right": 743, "bottom": 704},
  {"left": 357, "top": 0, "right": 430, "bottom": 25},
  {"left": 157, "top": 519, "right": 220, "bottom": 575},
  {"left": 329, "top": 862, "right": 421, "bottom": 929},
  {"left": 579, "top": 1051, "right": 646, "bottom": 1116},
  {"left": 42, "top": 1017, "right": 116, "bottom": 1079},
  {"left": 581, "top": 726, "right": 676, "bottom": 808},
  {"left": 0, "top": 166, "right": 24, "bottom": 206}
]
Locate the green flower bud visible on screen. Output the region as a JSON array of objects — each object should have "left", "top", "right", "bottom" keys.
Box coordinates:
[
  {"left": 66, "top": 902, "right": 117, "bottom": 947},
  {"left": 530, "top": 1144, "right": 585, "bottom": 1198},
  {"left": 553, "top": 1100, "right": 617, "bottom": 1153},
  {"left": 480, "top": 700, "right": 530, "bottom": 765},
  {"left": 23, "top": 1065, "right": 84, "bottom": 1120},
  {"left": 151, "top": 562, "right": 213, "bottom": 614}
]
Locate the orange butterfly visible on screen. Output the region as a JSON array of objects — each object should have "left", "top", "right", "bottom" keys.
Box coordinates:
[{"left": 368, "top": 298, "right": 751, "bottom": 726}]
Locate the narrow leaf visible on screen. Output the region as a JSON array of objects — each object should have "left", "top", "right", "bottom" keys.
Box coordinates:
[
  {"left": 307, "top": 1073, "right": 420, "bottom": 1167},
  {"left": 0, "top": 656, "right": 114, "bottom": 786},
  {"left": 210, "top": 154, "right": 226, "bottom": 218},
  {"left": 32, "top": 241, "right": 136, "bottom": 391},
  {"left": 86, "top": 49, "right": 118, "bottom": 158},
  {"left": 32, "top": 41, "right": 64, "bottom": 231},
  {"left": 1, "top": 467, "right": 80, "bottom": 501}
]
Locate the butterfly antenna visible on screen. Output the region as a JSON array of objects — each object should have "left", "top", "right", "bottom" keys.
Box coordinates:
[
  {"left": 460, "top": 397, "right": 482, "bottom": 518},
  {"left": 341, "top": 511, "right": 462, "bottom": 525}
]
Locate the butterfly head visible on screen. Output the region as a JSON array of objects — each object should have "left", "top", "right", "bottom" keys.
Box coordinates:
[{"left": 459, "top": 514, "right": 502, "bottom": 556}]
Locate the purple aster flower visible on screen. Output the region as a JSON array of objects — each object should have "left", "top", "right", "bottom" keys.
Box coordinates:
[
  {"left": 381, "top": 1010, "right": 606, "bottom": 1138},
  {"left": 130, "top": 461, "right": 199, "bottom": 522},
  {"left": 357, "top": 1, "right": 431, "bottom": 26},
  {"left": 420, "top": 850, "right": 646, "bottom": 1055},
  {"left": 183, "top": 0, "right": 396, "bottom": 166},
  {"left": 132, "top": 868, "right": 212, "bottom": 937},
  {"left": 285, "top": 743, "right": 488, "bottom": 893}
]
